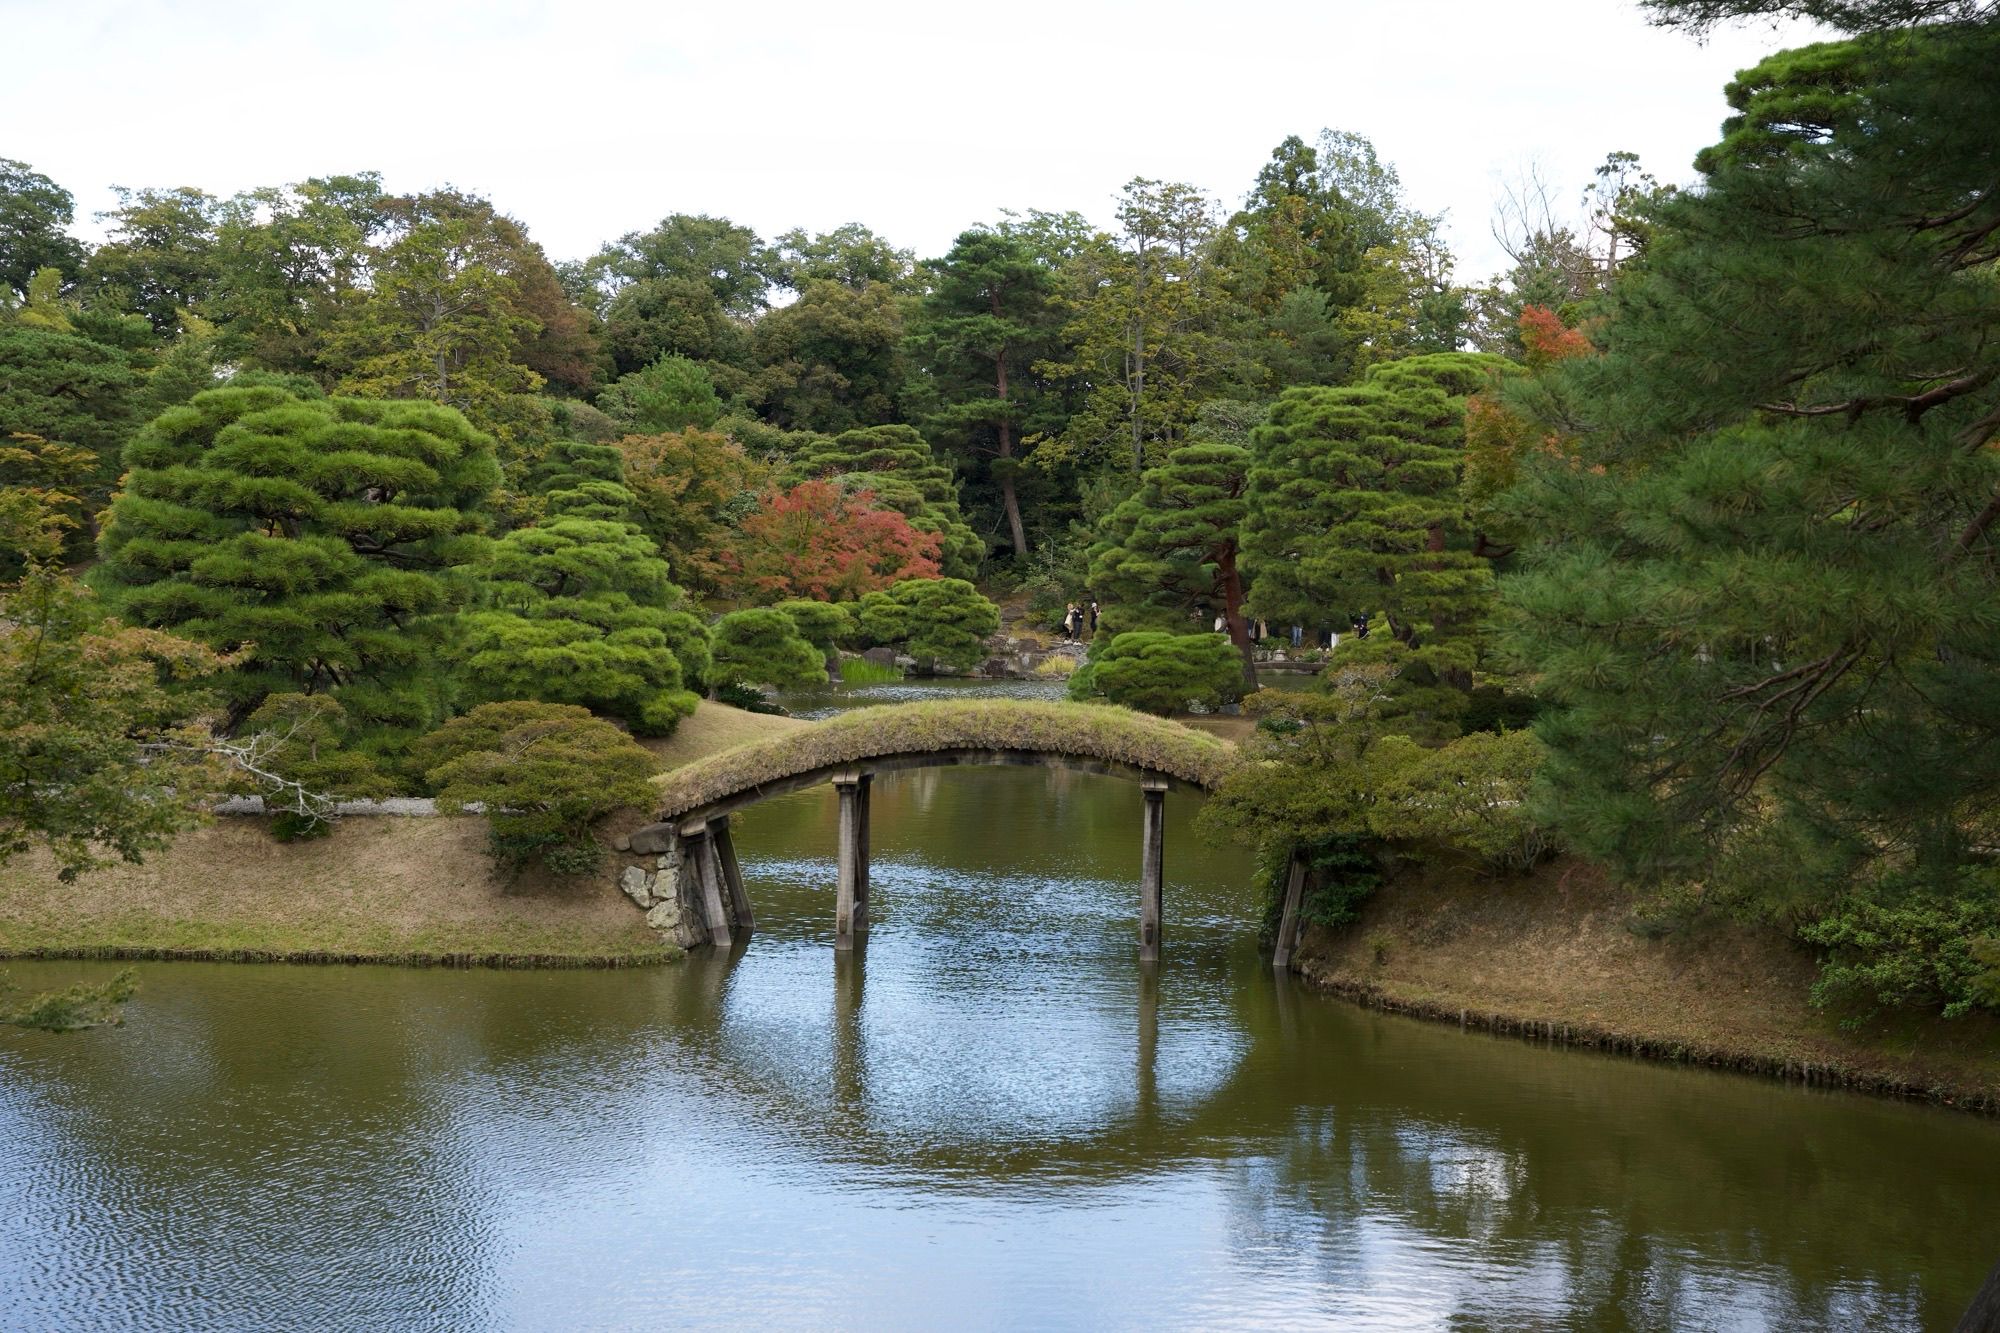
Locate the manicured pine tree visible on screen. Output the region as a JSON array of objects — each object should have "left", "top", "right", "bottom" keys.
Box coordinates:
[
  {"left": 1070, "top": 630, "right": 1244, "bottom": 716},
  {"left": 1086, "top": 441, "right": 1257, "bottom": 686},
  {"left": 458, "top": 439, "right": 706, "bottom": 735},
  {"left": 855, "top": 578, "right": 1000, "bottom": 673},
  {"left": 97, "top": 384, "right": 499, "bottom": 735},
  {"left": 709, "top": 607, "right": 825, "bottom": 691},
  {"left": 1240, "top": 351, "right": 1506, "bottom": 717}
]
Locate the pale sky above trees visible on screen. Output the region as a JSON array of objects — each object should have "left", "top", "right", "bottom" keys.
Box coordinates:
[{"left": 11, "top": 0, "right": 1820, "bottom": 278}]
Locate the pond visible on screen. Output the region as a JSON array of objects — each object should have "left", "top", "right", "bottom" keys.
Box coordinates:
[{"left": 2, "top": 694, "right": 1995, "bottom": 1328}]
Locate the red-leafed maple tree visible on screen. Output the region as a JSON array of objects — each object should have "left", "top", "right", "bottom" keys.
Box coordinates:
[{"left": 719, "top": 480, "right": 942, "bottom": 602}]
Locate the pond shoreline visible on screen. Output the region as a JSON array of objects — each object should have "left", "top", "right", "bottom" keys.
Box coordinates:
[
  {"left": 1299, "top": 972, "right": 1999, "bottom": 1115},
  {"left": 1292, "top": 856, "right": 2000, "bottom": 1116}
]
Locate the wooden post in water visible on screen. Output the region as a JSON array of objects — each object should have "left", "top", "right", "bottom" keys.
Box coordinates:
[
  {"left": 681, "top": 819, "right": 733, "bottom": 949},
  {"left": 1139, "top": 778, "right": 1167, "bottom": 962},
  {"left": 710, "top": 815, "right": 752, "bottom": 934},
  {"left": 1272, "top": 849, "right": 1308, "bottom": 972},
  {"left": 833, "top": 770, "right": 872, "bottom": 950}
]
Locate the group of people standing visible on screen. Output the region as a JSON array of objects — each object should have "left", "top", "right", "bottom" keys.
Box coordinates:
[{"left": 1061, "top": 601, "right": 1099, "bottom": 641}]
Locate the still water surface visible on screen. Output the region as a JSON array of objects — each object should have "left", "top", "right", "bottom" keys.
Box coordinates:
[{"left": 3, "top": 761, "right": 1997, "bottom": 1329}]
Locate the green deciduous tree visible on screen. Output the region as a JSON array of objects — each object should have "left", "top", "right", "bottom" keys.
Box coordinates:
[
  {"left": 1040, "top": 180, "right": 1234, "bottom": 471},
  {"left": 82, "top": 185, "right": 223, "bottom": 334},
  {"left": 773, "top": 223, "right": 915, "bottom": 293},
  {"left": 413, "top": 700, "right": 657, "bottom": 874},
  {"left": 1071, "top": 630, "right": 1244, "bottom": 715},
  {"left": 586, "top": 214, "right": 770, "bottom": 392},
  {"left": 97, "top": 385, "right": 500, "bottom": 734},
  {"left": 0, "top": 567, "right": 227, "bottom": 880},
  {"left": 0, "top": 159, "right": 87, "bottom": 301},
  {"left": 751, "top": 279, "right": 906, "bottom": 433},
  {"left": 613, "top": 427, "right": 770, "bottom": 596},
  {"left": 331, "top": 192, "right": 544, "bottom": 433},
  {"left": 855, "top": 577, "right": 1000, "bottom": 672},
  {"left": 209, "top": 174, "right": 386, "bottom": 380}
]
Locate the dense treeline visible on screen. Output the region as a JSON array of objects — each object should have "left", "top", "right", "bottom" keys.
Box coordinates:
[{"left": 4, "top": 0, "right": 1998, "bottom": 1022}]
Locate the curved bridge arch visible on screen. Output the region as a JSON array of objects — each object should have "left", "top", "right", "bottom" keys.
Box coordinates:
[{"left": 618, "top": 700, "right": 1259, "bottom": 961}]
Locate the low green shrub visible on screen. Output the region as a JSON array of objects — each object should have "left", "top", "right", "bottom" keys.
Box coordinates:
[
  {"left": 1367, "top": 730, "right": 1554, "bottom": 872},
  {"left": 1799, "top": 869, "right": 2000, "bottom": 1021},
  {"left": 413, "top": 701, "right": 658, "bottom": 875},
  {"left": 1072, "top": 631, "right": 1244, "bottom": 716}
]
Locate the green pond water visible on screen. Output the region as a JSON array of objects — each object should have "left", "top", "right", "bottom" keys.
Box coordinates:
[{"left": 3, "top": 692, "right": 1997, "bottom": 1329}]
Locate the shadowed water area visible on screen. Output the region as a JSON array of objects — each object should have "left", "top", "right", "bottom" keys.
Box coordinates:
[{"left": 4, "top": 709, "right": 1998, "bottom": 1328}]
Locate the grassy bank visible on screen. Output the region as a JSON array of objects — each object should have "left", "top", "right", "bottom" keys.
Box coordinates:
[
  {"left": 0, "top": 702, "right": 803, "bottom": 968},
  {"left": 1293, "top": 856, "right": 2000, "bottom": 1112}
]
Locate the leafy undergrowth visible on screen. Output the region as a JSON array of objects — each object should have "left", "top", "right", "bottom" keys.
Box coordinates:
[{"left": 651, "top": 699, "right": 1239, "bottom": 819}]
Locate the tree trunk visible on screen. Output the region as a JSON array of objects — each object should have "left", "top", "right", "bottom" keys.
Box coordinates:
[
  {"left": 1131, "top": 243, "right": 1146, "bottom": 473},
  {"left": 994, "top": 348, "right": 1029, "bottom": 559},
  {"left": 1218, "top": 543, "right": 1258, "bottom": 690}
]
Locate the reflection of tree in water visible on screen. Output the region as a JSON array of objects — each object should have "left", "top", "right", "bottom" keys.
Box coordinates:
[
  {"left": 716, "top": 765, "right": 1996, "bottom": 1323},
  {"left": 0, "top": 962, "right": 627, "bottom": 1330},
  {"left": 1219, "top": 988, "right": 1959, "bottom": 1327}
]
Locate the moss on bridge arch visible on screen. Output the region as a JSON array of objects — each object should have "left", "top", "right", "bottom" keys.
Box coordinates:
[{"left": 651, "top": 699, "right": 1239, "bottom": 822}]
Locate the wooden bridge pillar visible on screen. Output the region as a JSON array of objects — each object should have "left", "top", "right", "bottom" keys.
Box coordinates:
[
  {"left": 680, "top": 818, "right": 739, "bottom": 949},
  {"left": 710, "top": 815, "right": 752, "bottom": 934},
  {"left": 834, "top": 770, "right": 873, "bottom": 951},
  {"left": 1272, "top": 849, "right": 1308, "bottom": 971},
  {"left": 1139, "top": 778, "right": 1167, "bottom": 962}
]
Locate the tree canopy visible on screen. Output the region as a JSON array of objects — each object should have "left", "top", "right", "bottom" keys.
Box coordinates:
[{"left": 97, "top": 385, "right": 499, "bottom": 732}]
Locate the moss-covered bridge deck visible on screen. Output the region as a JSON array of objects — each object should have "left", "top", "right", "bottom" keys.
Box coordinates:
[{"left": 622, "top": 701, "right": 1249, "bottom": 960}]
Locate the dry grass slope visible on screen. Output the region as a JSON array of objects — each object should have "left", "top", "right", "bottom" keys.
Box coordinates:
[
  {"left": 0, "top": 701, "right": 807, "bottom": 968},
  {"left": 652, "top": 699, "right": 1239, "bottom": 820}
]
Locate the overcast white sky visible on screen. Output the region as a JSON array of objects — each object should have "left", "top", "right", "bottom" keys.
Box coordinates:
[{"left": 7, "top": 0, "right": 1822, "bottom": 281}]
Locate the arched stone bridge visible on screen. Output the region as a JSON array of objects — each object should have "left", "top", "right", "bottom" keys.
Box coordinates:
[{"left": 612, "top": 700, "right": 1313, "bottom": 963}]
